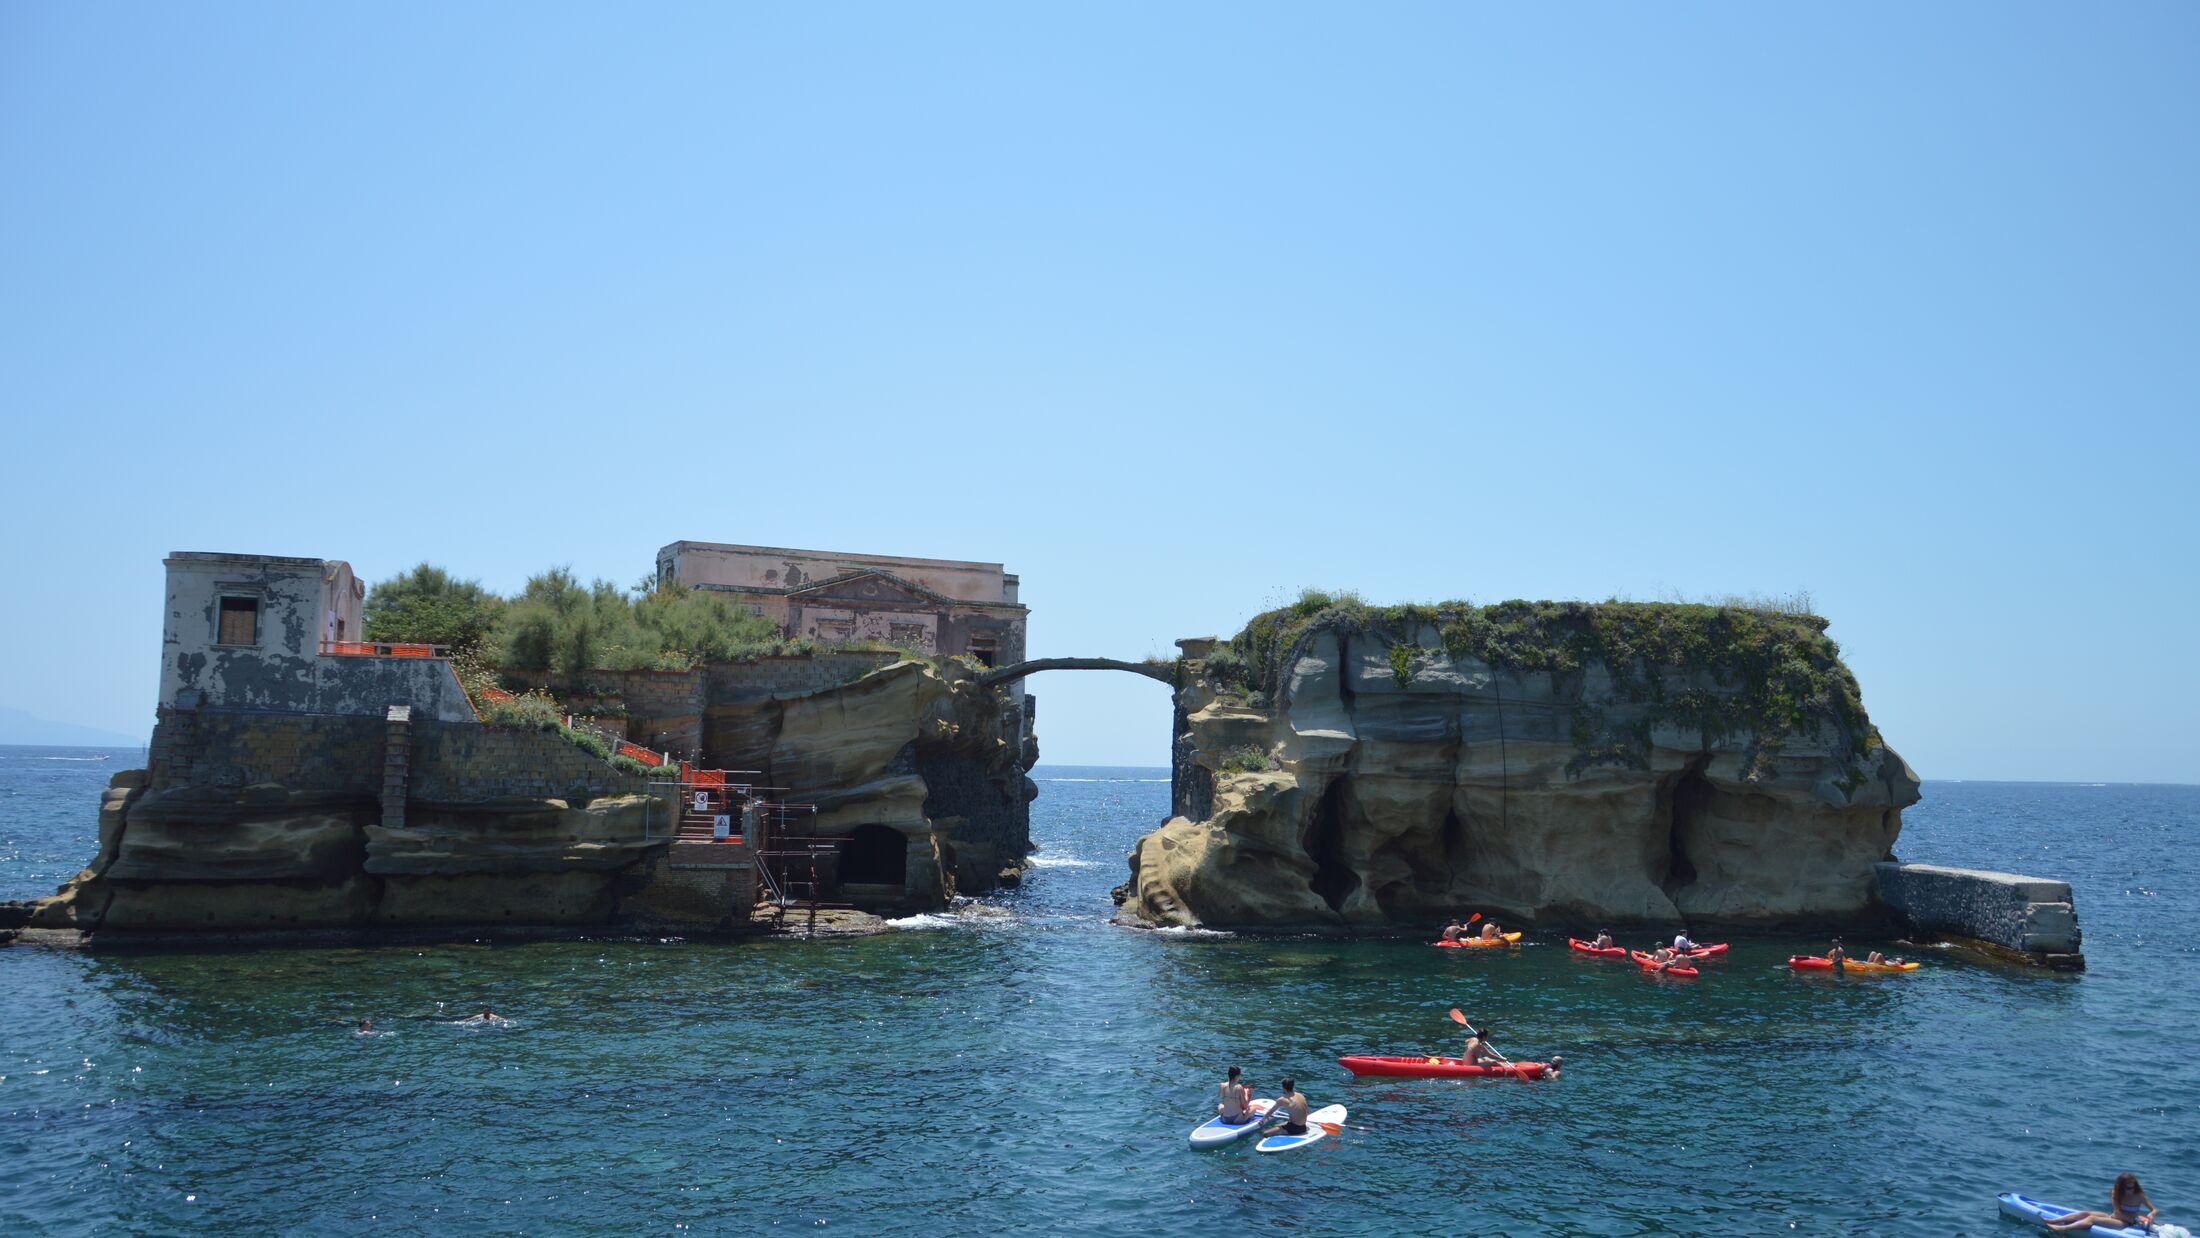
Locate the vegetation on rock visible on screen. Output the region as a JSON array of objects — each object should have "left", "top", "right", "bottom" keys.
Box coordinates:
[
  {"left": 363, "top": 564, "right": 505, "bottom": 654},
  {"left": 1205, "top": 591, "right": 1879, "bottom": 780}
]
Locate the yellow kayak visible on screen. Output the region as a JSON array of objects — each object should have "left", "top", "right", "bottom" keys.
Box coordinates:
[
  {"left": 1789, "top": 955, "right": 1919, "bottom": 973},
  {"left": 1436, "top": 932, "right": 1523, "bottom": 949}
]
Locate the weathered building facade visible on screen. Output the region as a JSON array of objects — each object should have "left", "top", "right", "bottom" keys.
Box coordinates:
[
  {"left": 160, "top": 551, "right": 471, "bottom": 721},
  {"left": 657, "top": 541, "right": 1027, "bottom": 667}
]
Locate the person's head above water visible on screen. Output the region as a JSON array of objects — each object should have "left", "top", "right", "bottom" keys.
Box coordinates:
[
  {"left": 480, "top": 1005, "right": 494, "bottom": 1017},
  {"left": 356, "top": 1018, "right": 372, "bottom": 1031}
]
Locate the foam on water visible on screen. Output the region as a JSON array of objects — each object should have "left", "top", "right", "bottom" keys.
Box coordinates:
[{"left": 1027, "top": 856, "right": 1096, "bottom": 869}]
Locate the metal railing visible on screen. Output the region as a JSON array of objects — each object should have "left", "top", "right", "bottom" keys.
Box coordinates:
[{"left": 320, "top": 640, "right": 450, "bottom": 659}]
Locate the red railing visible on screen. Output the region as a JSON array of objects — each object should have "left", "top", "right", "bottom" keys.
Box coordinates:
[
  {"left": 617, "top": 741, "right": 664, "bottom": 767},
  {"left": 321, "top": 640, "right": 449, "bottom": 659}
]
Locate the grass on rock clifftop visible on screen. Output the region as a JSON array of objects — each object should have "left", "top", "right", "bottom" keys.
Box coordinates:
[{"left": 1209, "top": 590, "right": 1880, "bottom": 780}]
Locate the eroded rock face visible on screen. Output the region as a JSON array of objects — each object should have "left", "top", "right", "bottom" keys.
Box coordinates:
[
  {"left": 702, "top": 659, "right": 1037, "bottom": 906},
  {"left": 1126, "top": 611, "right": 1920, "bottom": 931},
  {"left": 21, "top": 658, "right": 1035, "bottom": 937}
]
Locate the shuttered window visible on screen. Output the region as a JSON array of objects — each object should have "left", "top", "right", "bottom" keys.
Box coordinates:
[{"left": 217, "top": 597, "right": 259, "bottom": 645}]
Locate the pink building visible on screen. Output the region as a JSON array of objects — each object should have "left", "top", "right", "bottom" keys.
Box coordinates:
[{"left": 656, "top": 541, "right": 1027, "bottom": 667}]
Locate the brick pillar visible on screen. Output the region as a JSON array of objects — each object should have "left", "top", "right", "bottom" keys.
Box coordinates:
[{"left": 382, "top": 705, "right": 412, "bottom": 832}]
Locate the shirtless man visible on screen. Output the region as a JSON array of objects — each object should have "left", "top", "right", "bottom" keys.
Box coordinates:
[
  {"left": 1827, "top": 938, "right": 1847, "bottom": 971},
  {"left": 1591, "top": 929, "right": 1615, "bottom": 950},
  {"left": 354, "top": 1018, "right": 374, "bottom": 1035},
  {"left": 1216, "top": 1065, "right": 1253, "bottom": 1124},
  {"left": 1463, "top": 1026, "right": 1504, "bottom": 1066},
  {"left": 1479, "top": 920, "right": 1502, "bottom": 941},
  {"left": 1263, "top": 1078, "right": 1310, "bottom": 1138},
  {"left": 1439, "top": 920, "right": 1464, "bottom": 943}
]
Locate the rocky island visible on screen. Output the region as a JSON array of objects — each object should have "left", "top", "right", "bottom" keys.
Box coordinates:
[{"left": 1123, "top": 594, "right": 1924, "bottom": 932}]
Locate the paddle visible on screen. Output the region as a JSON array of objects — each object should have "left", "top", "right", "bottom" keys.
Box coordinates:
[{"left": 1447, "top": 1007, "right": 1518, "bottom": 1069}]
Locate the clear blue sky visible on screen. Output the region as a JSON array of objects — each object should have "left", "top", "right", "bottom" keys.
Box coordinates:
[{"left": 2, "top": 4, "right": 2194, "bottom": 780}]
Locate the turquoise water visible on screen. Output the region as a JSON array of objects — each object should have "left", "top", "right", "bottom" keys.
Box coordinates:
[{"left": 2, "top": 747, "right": 2195, "bottom": 1235}]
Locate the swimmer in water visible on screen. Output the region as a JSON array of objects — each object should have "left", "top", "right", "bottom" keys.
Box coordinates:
[
  {"left": 456, "top": 1005, "right": 506, "bottom": 1025},
  {"left": 355, "top": 1018, "right": 374, "bottom": 1035}
]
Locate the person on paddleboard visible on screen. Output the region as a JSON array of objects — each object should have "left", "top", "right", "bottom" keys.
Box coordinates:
[
  {"left": 2043, "top": 1172, "right": 2154, "bottom": 1233},
  {"left": 1217, "top": 1066, "right": 1254, "bottom": 1124},
  {"left": 1440, "top": 919, "right": 1464, "bottom": 943},
  {"left": 1263, "top": 1079, "right": 1310, "bottom": 1137}
]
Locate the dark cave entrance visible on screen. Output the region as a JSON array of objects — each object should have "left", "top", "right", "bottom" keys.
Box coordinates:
[
  {"left": 1658, "top": 755, "right": 1714, "bottom": 896},
  {"left": 838, "top": 824, "right": 908, "bottom": 889},
  {"left": 1306, "top": 778, "right": 1360, "bottom": 913}
]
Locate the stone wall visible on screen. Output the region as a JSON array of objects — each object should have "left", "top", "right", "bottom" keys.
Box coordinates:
[
  {"left": 704, "top": 654, "right": 901, "bottom": 701},
  {"left": 408, "top": 721, "right": 659, "bottom": 804},
  {"left": 1875, "top": 862, "right": 2083, "bottom": 967},
  {"left": 149, "top": 709, "right": 385, "bottom": 794}
]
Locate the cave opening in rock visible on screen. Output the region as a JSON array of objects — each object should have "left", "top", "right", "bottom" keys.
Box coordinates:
[
  {"left": 1306, "top": 778, "right": 1360, "bottom": 913},
  {"left": 838, "top": 824, "right": 908, "bottom": 889},
  {"left": 1660, "top": 756, "right": 1714, "bottom": 896}
]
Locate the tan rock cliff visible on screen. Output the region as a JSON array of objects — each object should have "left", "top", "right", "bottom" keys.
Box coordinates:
[{"left": 1124, "top": 602, "right": 1920, "bottom": 931}]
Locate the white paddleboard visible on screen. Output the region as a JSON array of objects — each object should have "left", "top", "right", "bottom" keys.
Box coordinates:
[
  {"left": 1254, "top": 1103, "right": 1346, "bottom": 1154},
  {"left": 1189, "top": 1097, "right": 1275, "bottom": 1147}
]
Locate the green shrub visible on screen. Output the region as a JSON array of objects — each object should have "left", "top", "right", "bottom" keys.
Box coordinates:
[
  {"left": 363, "top": 564, "right": 505, "bottom": 654},
  {"left": 563, "top": 727, "right": 611, "bottom": 760},
  {"left": 608, "top": 754, "right": 657, "bottom": 777},
  {"left": 1216, "top": 744, "right": 1274, "bottom": 775},
  {"left": 481, "top": 691, "right": 561, "bottom": 732},
  {"left": 1389, "top": 644, "right": 1413, "bottom": 686}
]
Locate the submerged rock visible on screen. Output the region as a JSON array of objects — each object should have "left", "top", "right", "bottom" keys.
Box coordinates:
[{"left": 1124, "top": 600, "right": 1921, "bottom": 931}]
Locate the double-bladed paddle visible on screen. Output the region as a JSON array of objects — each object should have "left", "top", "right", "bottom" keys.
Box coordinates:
[{"left": 1448, "top": 1007, "right": 1520, "bottom": 1070}]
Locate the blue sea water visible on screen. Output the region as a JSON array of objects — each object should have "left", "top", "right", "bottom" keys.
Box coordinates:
[{"left": 1, "top": 744, "right": 2194, "bottom": 1236}]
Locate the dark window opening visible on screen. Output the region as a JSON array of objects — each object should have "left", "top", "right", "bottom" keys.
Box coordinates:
[
  {"left": 968, "top": 638, "right": 998, "bottom": 668},
  {"left": 839, "top": 824, "right": 907, "bottom": 887},
  {"left": 217, "top": 596, "right": 260, "bottom": 646}
]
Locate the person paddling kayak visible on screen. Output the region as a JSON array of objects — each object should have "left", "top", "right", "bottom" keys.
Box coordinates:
[
  {"left": 1439, "top": 919, "right": 1464, "bottom": 943},
  {"left": 1591, "top": 929, "right": 1615, "bottom": 950},
  {"left": 1478, "top": 920, "right": 1504, "bottom": 941},
  {"left": 1463, "top": 1026, "right": 1505, "bottom": 1066},
  {"left": 1262, "top": 1079, "right": 1310, "bottom": 1138},
  {"left": 1216, "top": 1066, "right": 1254, "bottom": 1124}
]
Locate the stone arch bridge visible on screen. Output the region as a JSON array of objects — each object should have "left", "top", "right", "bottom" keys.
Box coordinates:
[{"left": 973, "top": 657, "right": 1175, "bottom": 688}]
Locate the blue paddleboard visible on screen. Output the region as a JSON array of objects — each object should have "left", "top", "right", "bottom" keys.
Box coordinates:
[
  {"left": 1254, "top": 1103, "right": 1346, "bottom": 1154},
  {"left": 1189, "top": 1098, "right": 1274, "bottom": 1148},
  {"left": 1997, "top": 1192, "right": 2151, "bottom": 1237}
]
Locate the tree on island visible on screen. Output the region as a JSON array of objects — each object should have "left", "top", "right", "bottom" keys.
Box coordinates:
[{"left": 362, "top": 563, "right": 505, "bottom": 655}]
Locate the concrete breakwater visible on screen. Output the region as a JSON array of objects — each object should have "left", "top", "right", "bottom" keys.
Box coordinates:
[{"left": 1875, "top": 862, "right": 2084, "bottom": 969}]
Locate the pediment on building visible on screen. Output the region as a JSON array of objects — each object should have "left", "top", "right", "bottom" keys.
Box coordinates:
[{"left": 787, "top": 569, "right": 948, "bottom": 607}]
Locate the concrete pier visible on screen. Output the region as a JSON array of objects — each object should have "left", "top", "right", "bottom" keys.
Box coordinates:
[{"left": 1874, "top": 862, "right": 2083, "bottom": 969}]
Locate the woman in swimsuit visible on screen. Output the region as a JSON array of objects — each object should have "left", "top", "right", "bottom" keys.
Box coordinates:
[{"left": 2045, "top": 1173, "right": 2153, "bottom": 1233}]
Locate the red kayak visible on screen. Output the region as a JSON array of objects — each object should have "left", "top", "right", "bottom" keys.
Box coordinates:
[
  {"left": 1338, "top": 1055, "right": 1554, "bottom": 1080},
  {"left": 1568, "top": 938, "right": 1627, "bottom": 958},
  {"left": 1683, "top": 943, "right": 1729, "bottom": 958},
  {"left": 1630, "top": 950, "right": 1699, "bottom": 977}
]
